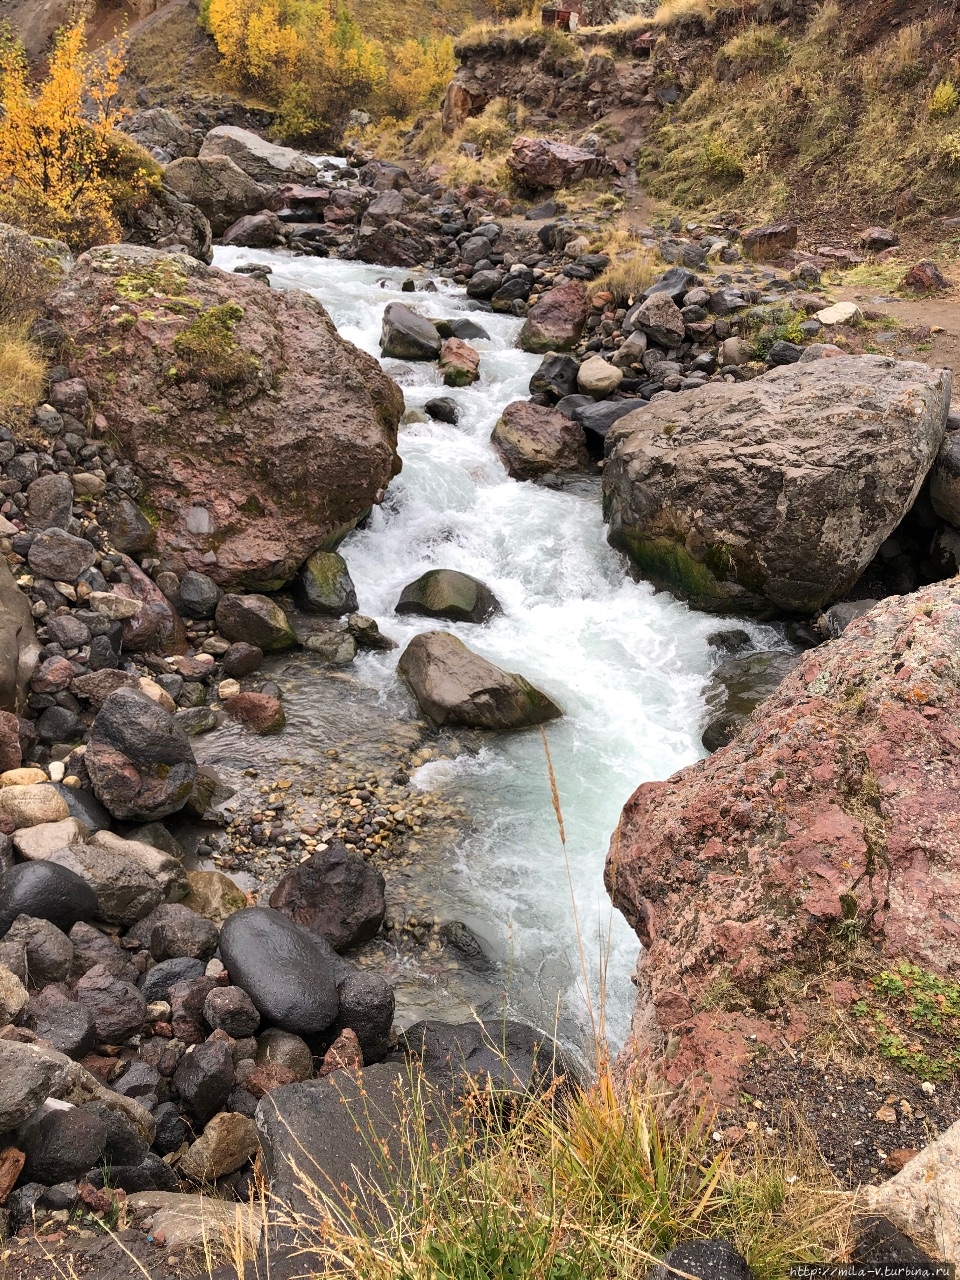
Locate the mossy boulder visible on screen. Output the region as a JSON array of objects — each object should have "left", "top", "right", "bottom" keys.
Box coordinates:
[
  {"left": 215, "top": 594, "right": 296, "bottom": 653},
  {"left": 48, "top": 245, "right": 403, "bottom": 591},
  {"left": 395, "top": 569, "right": 501, "bottom": 625},
  {"left": 293, "top": 551, "right": 358, "bottom": 617}
]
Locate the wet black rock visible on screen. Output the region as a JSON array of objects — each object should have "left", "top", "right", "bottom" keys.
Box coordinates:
[
  {"left": 221, "top": 642, "right": 264, "bottom": 678},
  {"left": 529, "top": 353, "right": 580, "bottom": 402},
  {"left": 0, "top": 862, "right": 98, "bottom": 938},
  {"left": 178, "top": 570, "right": 223, "bottom": 619},
  {"left": 395, "top": 569, "right": 501, "bottom": 625},
  {"left": 650, "top": 1240, "right": 754, "bottom": 1280},
  {"left": 424, "top": 396, "right": 460, "bottom": 424},
  {"left": 331, "top": 968, "right": 394, "bottom": 1064},
  {"left": 152, "top": 1101, "right": 190, "bottom": 1154},
  {"left": 22, "top": 1107, "right": 108, "bottom": 1184},
  {"left": 219, "top": 907, "right": 340, "bottom": 1038},
  {"left": 293, "top": 550, "right": 358, "bottom": 617},
  {"left": 140, "top": 956, "right": 207, "bottom": 1004},
  {"left": 401, "top": 1019, "right": 572, "bottom": 1097}
]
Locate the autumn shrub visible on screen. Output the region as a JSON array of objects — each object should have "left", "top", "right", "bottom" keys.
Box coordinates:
[
  {"left": 0, "top": 20, "right": 160, "bottom": 252},
  {"left": 383, "top": 36, "right": 456, "bottom": 120}
]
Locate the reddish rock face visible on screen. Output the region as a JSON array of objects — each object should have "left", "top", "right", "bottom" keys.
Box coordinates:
[
  {"left": 741, "top": 221, "right": 799, "bottom": 260},
  {"left": 48, "top": 245, "right": 403, "bottom": 591},
  {"left": 507, "top": 137, "right": 615, "bottom": 190},
  {"left": 606, "top": 581, "right": 960, "bottom": 1106},
  {"left": 491, "top": 400, "right": 591, "bottom": 480},
  {"left": 518, "top": 280, "right": 589, "bottom": 354}
]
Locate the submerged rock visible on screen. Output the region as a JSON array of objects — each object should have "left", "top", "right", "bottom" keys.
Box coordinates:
[
  {"left": 398, "top": 631, "right": 561, "bottom": 729},
  {"left": 603, "top": 356, "right": 951, "bottom": 615}
]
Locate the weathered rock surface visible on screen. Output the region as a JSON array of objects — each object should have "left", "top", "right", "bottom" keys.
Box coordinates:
[
  {"left": 929, "top": 431, "right": 960, "bottom": 527},
  {"left": 395, "top": 569, "right": 501, "bottom": 625},
  {"left": 122, "top": 186, "right": 213, "bottom": 264},
  {"left": 163, "top": 155, "right": 266, "bottom": 237},
  {"left": 48, "top": 245, "right": 403, "bottom": 590},
  {"left": 199, "top": 125, "right": 318, "bottom": 185},
  {"left": 507, "top": 137, "right": 615, "bottom": 190},
  {"left": 491, "top": 400, "right": 591, "bottom": 480},
  {"left": 215, "top": 594, "right": 296, "bottom": 652},
  {"left": 603, "top": 356, "right": 951, "bottom": 615},
  {"left": 0, "top": 563, "right": 40, "bottom": 711},
  {"left": 398, "top": 631, "right": 562, "bottom": 729},
  {"left": 85, "top": 688, "right": 197, "bottom": 822},
  {"left": 380, "top": 303, "right": 442, "bottom": 361},
  {"left": 439, "top": 337, "right": 480, "bottom": 387},
  {"left": 269, "top": 840, "right": 386, "bottom": 952},
  {"left": 293, "top": 551, "right": 358, "bottom": 616},
  {"left": 518, "top": 280, "right": 588, "bottom": 354},
  {"left": 863, "top": 1118, "right": 960, "bottom": 1263},
  {"left": 606, "top": 580, "right": 960, "bottom": 1107}
]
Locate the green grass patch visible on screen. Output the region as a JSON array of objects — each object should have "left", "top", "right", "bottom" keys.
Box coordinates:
[
  {"left": 172, "top": 302, "right": 260, "bottom": 389},
  {"left": 851, "top": 962, "right": 960, "bottom": 1081}
]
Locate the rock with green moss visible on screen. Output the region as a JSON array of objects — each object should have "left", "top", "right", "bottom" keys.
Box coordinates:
[
  {"left": 395, "top": 569, "right": 501, "bottom": 625},
  {"left": 293, "top": 551, "right": 358, "bottom": 616},
  {"left": 602, "top": 355, "right": 951, "bottom": 616},
  {"left": 398, "top": 631, "right": 561, "bottom": 729},
  {"left": 47, "top": 245, "right": 403, "bottom": 591},
  {"left": 215, "top": 594, "right": 296, "bottom": 653}
]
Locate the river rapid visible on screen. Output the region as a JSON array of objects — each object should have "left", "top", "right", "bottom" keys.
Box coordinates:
[{"left": 210, "top": 246, "right": 777, "bottom": 1053}]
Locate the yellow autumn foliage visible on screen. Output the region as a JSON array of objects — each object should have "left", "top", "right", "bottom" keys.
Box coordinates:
[
  {"left": 205, "top": 0, "right": 453, "bottom": 144},
  {"left": 0, "top": 20, "right": 160, "bottom": 251}
]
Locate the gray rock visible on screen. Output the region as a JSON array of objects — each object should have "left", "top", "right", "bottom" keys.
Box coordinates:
[
  {"left": 0, "top": 861, "right": 97, "bottom": 938},
  {"left": 603, "top": 356, "right": 951, "bottom": 615},
  {"left": 701, "top": 651, "right": 801, "bottom": 751},
  {"left": 203, "top": 986, "right": 260, "bottom": 1038},
  {"left": 929, "top": 431, "right": 960, "bottom": 527},
  {"left": 21, "top": 1106, "right": 108, "bottom": 1184},
  {"left": 26, "top": 528, "right": 96, "bottom": 582},
  {"left": 86, "top": 688, "right": 198, "bottom": 822},
  {"left": 821, "top": 599, "right": 879, "bottom": 639},
  {"left": 632, "top": 292, "right": 685, "bottom": 347},
  {"left": 529, "top": 353, "right": 579, "bottom": 401},
  {"left": 293, "top": 551, "right": 358, "bottom": 617},
  {"left": 26, "top": 473, "right": 74, "bottom": 530},
  {"left": 100, "top": 497, "right": 155, "bottom": 555},
  {"left": 122, "top": 185, "right": 213, "bottom": 265},
  {"left": 140, "top": 956, "right": 206, "bottom": 1003},
  {"left": 396, "top": 569, "right": 501, "bottom": 625},
  {"left": 199, "top": 125, "right": 317, "bottom": 185},
  {"left": 380, "top": 303, "right": 441, "bottom": 361},
  {"left": 0, "top": 1038, "right": 65, "bottom": 1130},
  {"left": 69, "top": 921, "right": 139, "bottom": 982},
  {"left": 172, "top": 1038, "right": 235, "bottom": 1126},
  {"left": 215, "top": 594, "right": 297, "bottom": 652},
  {"left": 221, "top": 642, "right": 263, "bottom": 677},
  {"left": 219, "top": 907, "right": 340, "bottom": 1038},
  {"left": 163, "top": 155, "right": 266, "bottom": 237},
  {"left": 0, "top": 915, "right": 74, "bottom": 986},
  {"left": 221, "top": 210, "right": 283, "bottom": 248},
  {"left": 331, "top": 968, "right": 394, "bottom": 1064},
  {"left": 398, "top": 631, "right": 562, "bottom": 730},
  {"left": 48, "top": 841, "right": 163, "bottom": 927},
  {"left": 24, "top": 996, "right": 96, "bottom": 1059},
  {"left": 178, "top": 571, "right": 222, "bottom": 619},
  {"left": 401, "top": 1019, "right": 572, "bottom": 1097},
  {"left": 255, "top": 1028, "right": 313, "bottom": 1080},
  {"left": 303, "top": 630, "right": 356, "bottom": 665},
  {"left": 0, "top": 562, "right": 41, "bottom": 713},
  {"left": 424, "top": 396, "right": 459, "bottom": 424},
  {"left": 149, "top": 904, "right": 219, "bottom": 961},
  {"left": 268, "top": 841, "right": 385, "bottom": 952}
]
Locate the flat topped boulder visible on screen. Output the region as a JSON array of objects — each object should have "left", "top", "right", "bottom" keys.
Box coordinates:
[
  {"left": 397, "top": 631, "right": 561, "bottom": 729},
  {"left": 602, "top": 355, "right": 951, "bottom": 615},
  {"left": 507, "top": 137, "right": 615, "bottom": 190},
  {"left": 48, "top": 245, "right": 402, "bottom": 591},
  {"left": 198, "top": 125, "right": 318, "bottom": 185},
  {"left": 395, "top": 569, "right": 501, "bottom": 624}
]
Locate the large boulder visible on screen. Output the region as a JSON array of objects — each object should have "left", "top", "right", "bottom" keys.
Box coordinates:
[
  {"left": 199, "top": 125, "right": 318, "bottom": 186},
  {"left": 48, "top": 246, "right": 403, "bottom": 590},
  {"left": 491, "top": 401, "right": 591, "bottom": 481},
  {"left": 219, "top": 907, "right": 340, "bottom": 1037},
  {"left": 163, "top": 155, "right": 266, "bottom": 237},
  {"left": 122, "top": 186, "right": 213, "bottom": 264},
  {"left": 380, "top": 303, "right": 442, "bottom": 361},
  {"left": 396, "top": 569, "right": 501, "bottom": 624},
  {"left": 603, "top": 356, "right": 951, "bottom": 616},
  {"left": 606, "top": 579, "right": 960, "bottom": 1108},
  {"left": 269, "top": 841, "right": 385, "bottom": 952},
  {"left": 397, "top": 631, "right": 561, "bottom": 729},
  {"left": 507, "top": 137, "right": 615, "bottom": 190},
  {"left": 85, "top": 688, "right": 198, "bottom": 822},
  {"left": 518, "top": 280, "right": 588, "bottom": 354},
  {"left": 0, "top": 562, "right": 39, "bottom": 712}
]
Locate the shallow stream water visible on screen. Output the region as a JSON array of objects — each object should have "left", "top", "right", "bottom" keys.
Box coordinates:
[{"left": 208, "top": 246, "right": 779, "bottom": 1053}]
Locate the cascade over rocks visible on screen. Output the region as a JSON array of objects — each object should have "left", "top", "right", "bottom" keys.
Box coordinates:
[
  {"left": 398, "top": 631, "right": 562, "bottom": 729},
  {"left": 603, "top": 356, "right": 951, "bottom": 616},
  {"left": 48, "top": 245, "right": 403, "bottom": 590},
  {"left": 606, "top": 580, "right": 960, "bottom": 1107}
]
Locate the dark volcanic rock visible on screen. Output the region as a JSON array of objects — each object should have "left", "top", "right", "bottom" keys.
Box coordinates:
[
  {"left": 0, "top": 862, "right": 97, "bottom": 938},
  {"left": 401, "top": 1019, "right": 572, "bottom": 1097},
  {"left": 380, "top": 303, "right": 441, "bottom": 361},
  {"left": 140, "top": 956, "right": 206, "bottom": 1003},
  {"left": 75, "top": 964, "right": 148, "bottom": 1041},
  {"left": 269, "top": 841, "right": 386, "bottom": 952},
  {"left": 172, "top": 1038, "right": 235, "bottom": 1126},
  {"left": 215, "top": 594, "right": 297, "bottom": 652},
  {"left": 650, "top": 1240, "right": 754, "bottom": 1280},
  {"left": 219, "top": 907, "right": 340, "bottom": 1037},
  {"left": 86, "top": 688, "right": 197, "bottom": 821},
  {"left": 22, "top": 1107, "right": 108, "bottom": 1184},
  {"left": 293, "top": 551, "right": 358, "bottom": 616}
]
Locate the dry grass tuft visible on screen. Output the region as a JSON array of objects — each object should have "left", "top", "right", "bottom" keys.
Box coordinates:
[{"left": 0, "top": 324, "right": 45, "bottom": 425}]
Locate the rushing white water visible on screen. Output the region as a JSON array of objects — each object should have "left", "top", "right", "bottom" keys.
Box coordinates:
[{"left": 213, "top": 246, "right": 775, "bottom": 1053}]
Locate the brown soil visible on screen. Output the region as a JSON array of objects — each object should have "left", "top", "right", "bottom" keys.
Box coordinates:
[{"left": 0, "top": 1227, "right": 204, "bottom": 1280}]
